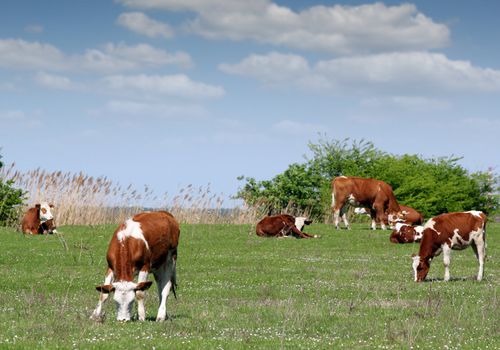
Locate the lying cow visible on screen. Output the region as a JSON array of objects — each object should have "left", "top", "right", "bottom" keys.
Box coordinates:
[
  {"left": 91, "top": 211, "right": 180, "bottom": 322},
  {"left": 21, "top": 202, "right": 57, "bottom": 235},
  {"left": 412, "top": 211, "right": 487, "bottom": 282},
  {"left": 256, "top": 214, "right": 317, "bottom": 238},
  {"left": 390, "top": 223, "right": 424, "bottom": 243}
]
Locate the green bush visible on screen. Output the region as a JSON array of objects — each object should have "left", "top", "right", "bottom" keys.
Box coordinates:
[
  {"left": 0, "top": 155, "right": 26, "bottom": 226},
  {"left": 236, "top": 138, "right": 498, "bottom": 220}
]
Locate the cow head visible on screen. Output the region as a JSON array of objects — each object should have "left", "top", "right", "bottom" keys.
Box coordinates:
[
  {"left": 96, "top": 281, "right": 152, "bottom": 321},
  {"left": 294, "top": 217, "right": 312, "bottom": 231},
  {"left": 387, "top": 210, "right": 406, "bottom": 228},
  {"left": 412, "top": 255, "right": 430, "bottom": 282},
  {"left": 37, "top": 202, "right": 54, "bottom": 223},
  {"left": 390, "top": 224, "right": 418, "bottom": 244}
]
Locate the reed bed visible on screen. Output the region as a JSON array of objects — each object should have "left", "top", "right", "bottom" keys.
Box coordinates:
[{"left": 0, "top": 164, "right": 269, "bottom": 226}]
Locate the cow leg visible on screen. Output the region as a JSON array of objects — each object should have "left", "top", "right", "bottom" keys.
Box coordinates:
[
  {"left": 341, "top": 209, "right": 350, "bottom": 230},
  {"left": 91, "top": 269, "right": 114, "bottom": 319},
  {"left": 372, "top": 204, "right": 386, "bottom": 230},
  {"left": 442, "top": 244, "right": 452, "bottom": 281},
  {"left": 154, "top": 252, "right": 176, "bottom": 321},
  {"left": 471, "top": 240, "right": 485, "bottom": 281},
  {"left": 136, "top": 269, "right": 149, "bottom": 321},
  {"left": 333, "top": 208, "right": 341, "bottom": 229}
]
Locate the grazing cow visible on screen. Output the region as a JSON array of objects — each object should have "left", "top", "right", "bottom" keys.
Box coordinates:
[
  {"left": 91, "top": 211, "right": 180, "bottom": 322},
  {"left": 354, "top": 205, "right": 423, "bottom": 225},
  {"left": 21, "top": 203, "right": 57, "bottom": 235},
  {"left": 332, "top": 176, "right": 402, "bottom": 230},
  {"left": 390, "top": 223, "right": 424, "bottom": 243},
  {"left": 256, "top": 215, "right": 317, "bottom": 238},
  {"left": 412, "top": 211, "right": 487, "bottom": 282}
]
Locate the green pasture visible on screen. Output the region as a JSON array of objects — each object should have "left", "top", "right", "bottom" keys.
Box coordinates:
[{"left": 0, "top": 222, "right": 498, "bottom": 349}]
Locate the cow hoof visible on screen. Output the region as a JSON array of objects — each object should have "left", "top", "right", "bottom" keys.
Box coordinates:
[{"left": 313, "top": 235, "right": 320, "bottom": 238}]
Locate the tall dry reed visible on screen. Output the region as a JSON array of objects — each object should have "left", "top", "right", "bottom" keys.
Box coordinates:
[{"left": 1, "top": 164, "right": 268, "bottom": 226}]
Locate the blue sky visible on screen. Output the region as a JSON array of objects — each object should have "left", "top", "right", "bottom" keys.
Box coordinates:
[{"left": 1, "top": 0, "right": 499, "bottom": 205}]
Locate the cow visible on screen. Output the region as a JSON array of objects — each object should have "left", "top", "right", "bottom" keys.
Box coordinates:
[
  {"left": 412, "top": 211, "right": 487, "bottom": 282},
  {"left": 91, "top": 211, "right": 180, "bottom": 322},
  {"left": 331, "top": 176, "right": 402, "bottom": 230},
  {"left": 21, "top": 202, "right": 57, "bottom": 235},
  {"left": 354, "top": 205, "right": 423, "bottom": 225},
  {"left": 256, "top": 214, "right": 317, "bottom": 238},
  {"left": 399, "top": 205, "right": 424, "bottom": 225},
  {"left": 390, "top": 223, "right": 424, "bottom": 243}
]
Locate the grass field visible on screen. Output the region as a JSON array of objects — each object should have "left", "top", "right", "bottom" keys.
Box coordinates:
[{"left": 0, "top": 222, "right": 498, "bottom": 349}]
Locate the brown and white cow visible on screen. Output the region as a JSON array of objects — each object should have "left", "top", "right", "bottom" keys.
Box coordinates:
[
  {"left": 256, "top": 215, "right": 317, "bottom": 238},
  {"left": 412, "top": 211, "right": 486, "bottom": 282},
  {"left": 21, "top": 202, "right": 57, "bottom": 235},
  {"left": 332, "top": 176, "right": 402, "bottom": 230},
  {"left": 390, "top": 223, "right": 424, "bottom": 243},
  {"left": 91, "top": 211, "right": 180, "bottom": 322},
  {"left": 355, "top": 205, "right": 423, "bottom": 226}
]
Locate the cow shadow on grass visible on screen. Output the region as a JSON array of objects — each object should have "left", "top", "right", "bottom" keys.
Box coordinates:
[
  {"left": 423, "top": 276, "right": 478, "bottom": 283},
  {"left": 143, "top": 313, "right": 189, "bottom": 322}
]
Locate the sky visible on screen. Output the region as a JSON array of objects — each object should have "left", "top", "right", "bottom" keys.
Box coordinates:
[{"left": 1, "top": 0, "right": 499, "bottom": 206}]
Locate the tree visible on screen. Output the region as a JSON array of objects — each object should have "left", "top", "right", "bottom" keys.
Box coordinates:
[
  {"left": 0, "top": 153, "right": 26, "bottom": 226},
  {"left": 236, "top": 138, "right": 498, "bottom": 221}
]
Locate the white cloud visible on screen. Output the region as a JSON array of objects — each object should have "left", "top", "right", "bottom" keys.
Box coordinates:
[
  {"left": 103, "top": 74, "right": 225, "bottom": 99},
  {"left": 35, "top": 71, "right": 73, "bottom": 90},
  {"left": 104, "top": 100, "right": 206, "bottom": 118},
  {"left": 0, "top": 39, "right": 191, "bottom": 72},
  {"left": 272, "top": 120, "right": 325, "bottom": 135},
  {"left": 0, "top": 110, "right": 25, "bottom": 121},
  {"left": 221, "top": 51, "right": 500, "bottom": 95},
  {"left": 219, "top": 52, "right": 310, "bottom": 84},
  {"left": 117, "top": 12, "right": 174, "bottom": 38},
  {"left": 361, "top": 96, "right": 451, "bottom": 110},
  {"left": 102, "top": 42, "right": 192, "bottom": 67},
  {"left": 0, "top": 39, "right": 69, "bottom": 70},
  {"left": 24, "top": 24, "right": 44, "bottom": 34},
  {"left": 118, "top": 0, "right": 449, "bottom": 54}
]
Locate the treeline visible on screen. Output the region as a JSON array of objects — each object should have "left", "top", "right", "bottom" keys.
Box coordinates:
[{"left": 236, "top": 138, "right": 499, "bottom": 221}]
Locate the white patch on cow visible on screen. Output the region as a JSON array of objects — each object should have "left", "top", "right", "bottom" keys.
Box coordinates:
[
  {"left": 395, "top": 223, "right": 408, "bottom": 232},
  {"left": 354, "top": 207, "right": 369, "bottom": 215},
  {"left": 412, "top": 255, "right": 420, "bottom": 282},
  {"left": 294, "top": 217, "right": 307, "bottom": 231},
  {"left": 424, "top": 219, "right": 438, "bottom": 234},
  {"left": 112, "top": 281, "right": 138, "bottom": 321},
  {"left": 347, "top": 194, "right": 358, "bottom": 205},
  {"left": 414, "top": 226, "right": 424, "bottom": 241},
  {"left": 117, "top": 219, "right": 150, "bottom": 250},
  {"left": 39, "top": 202, "right": 54, "bottom": 222},
  {"left": 466, "top": 210, "right": 483, "bottom": 218}
]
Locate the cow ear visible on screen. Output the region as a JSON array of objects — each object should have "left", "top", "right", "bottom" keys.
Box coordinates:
[
  {"left": 35, "top": 204, "right": 41, "bottom": 209},
  {"left": 96, "top": 284, "right": 115, "bottom": 294},
  {"left": 135, "top": 281, "right": 153, "bottom": 291}
]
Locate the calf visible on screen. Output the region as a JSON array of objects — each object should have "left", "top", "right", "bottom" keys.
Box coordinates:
[
  {"left": 390, "top": 223, "right": 424, "bottom": 243},
  {"left": 412, "top": 211, "right": 487, "bottom": 282},
  {"left": 256, "top": 215, "right": 317, "bottom": 238},
  {"left": 91, "top": 211, "right": 180, "bottom": 322},
  {"left": 21, "top": 203, "right": 57, "bottom": 235}
]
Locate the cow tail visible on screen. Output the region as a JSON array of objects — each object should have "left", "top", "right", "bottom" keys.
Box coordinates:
[
  {"left": 169, "top": 248, "right": 178, "bottom": 299},
  {"left": 331, "top": 181, "right": 336, "bottom": 209}
]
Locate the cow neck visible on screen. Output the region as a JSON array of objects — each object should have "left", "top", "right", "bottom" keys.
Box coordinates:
[{"left": 114, "top": 240, "right": 135, "bottom": 281}]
